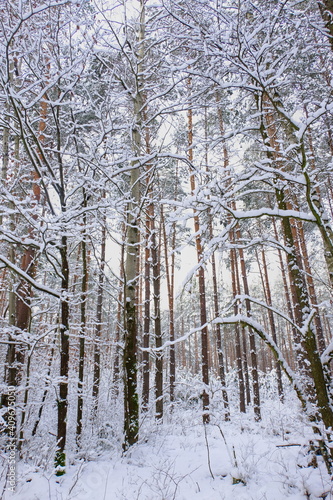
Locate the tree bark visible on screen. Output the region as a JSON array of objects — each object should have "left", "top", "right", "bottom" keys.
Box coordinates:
[
  {"left": 151, "top": 212, "right": 163, "bottom": 421},
  {"left": 55, "top": 234, "right": 70, "bottom": 474},
  {"left": 92, "top": 220, "right": 106, "bottom": 415},
  {"left": 230, "top": 246, "right": 246, "bottom": 414},
  {"left": 187, "top": 77, "right": 210, "bottom": 423},
  {"left": 256, "top": 244, "right": 284, "bottom": 400},
  {"left": 162, "top": 206, "right": 176, "bottom": 405},
  {"left": 76, "top": 202, "right": 88, "bottom": 445},
  {"left": 123, "top": 1, "right": 146, "bottom": 449}
]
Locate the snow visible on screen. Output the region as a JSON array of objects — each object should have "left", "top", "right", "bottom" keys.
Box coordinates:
[{"left": 3, "top": 387, "right": 332, "bottom": 500}]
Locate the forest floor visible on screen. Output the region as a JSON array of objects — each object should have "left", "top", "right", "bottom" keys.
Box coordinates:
[{"left": 2, "top": 376, "right": 333, "bottom": 500}]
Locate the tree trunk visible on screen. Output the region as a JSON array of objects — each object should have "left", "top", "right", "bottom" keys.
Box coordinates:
[
  {"left": 55, "top": 234, "right": 70, "bottom": 474},
  {"left": 92, "top": 220, "right": 106, "bottom": 415},
  {"left": 204, "top": 107, "right": 229, "bottom": 418},
  {"left": 317, "top": 0, "right": 333, "bottom": 50},
  {"left": 161, "top": 206, "right": 176, "bottom": 405},
  {"left": 123, "top": 2, "right": 146, "bottom": 449},
  {"left": 230, "top": 246, "right": 246, "bottom": 414},
  {"left": 187, "top": 78, "right": 210, "bottom": 423},
  {"left": 113, "top": 229, "right": 125, "bottom": 395},
  {"left": 256, "top": 244, "right": 284, "bottom": 400},
  {"left": 295, "top": 219, "right": 326, "bottom": 354},
  {"left": 76, "top": 202, "right": 88, "bottom": 445},
  {"left": 32, "top": 338, "right": 56, "bottom": 436},
  {"left": 261, "top": 101, "right": 333, "bottom": 448},
  {"left": 151, "top": 211, "right": 163, "bottom": 421}
]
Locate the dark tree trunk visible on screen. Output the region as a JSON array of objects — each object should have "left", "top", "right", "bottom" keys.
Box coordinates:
[
  {"left": 230, "top": 246, "right": 246, "bottom": 414},
  {"left": 187, "top": 79, "right": 210, "bottom": 423},
  {"left": 317, "top": 0, "right": 333, "bottom": 50},
  {"left": 261, "top": 247, "right": 284, "bottom": 400},
  {"left": 151, "top": 213, "right": 163, "bottom": 421},
  {"left": 55, "top": 234, "right": 70, "bottom": 474},
  {"left": 92, "top": 221, "right": 106, "bottom": 414},
  {"left": 162, "top": 206, "right": 176, "bottom": 405},
  {"left": 76, "top": 204, "right": 88, "bottom": 445}
]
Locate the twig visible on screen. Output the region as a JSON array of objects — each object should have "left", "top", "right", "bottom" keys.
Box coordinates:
[
  {"left": 276, "top": 443, "right": 302, "bottom": 448},
  {"left": 203, "top": 423, "right": 214, "bottom": 480},
  {"left": 68, "top": 461, "right": 84, "bottom": 496}
]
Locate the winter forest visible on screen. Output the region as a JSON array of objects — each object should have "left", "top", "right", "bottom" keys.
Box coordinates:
[{"left": 1, "top": 0, "right": 333, "bottom": 498}]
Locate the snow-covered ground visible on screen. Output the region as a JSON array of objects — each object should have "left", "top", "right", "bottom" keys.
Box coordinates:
[{"left": 2, "top": 377, "right": 333, "bottom": 500}]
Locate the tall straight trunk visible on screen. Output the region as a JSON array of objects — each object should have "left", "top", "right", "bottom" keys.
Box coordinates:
[
  {"left": 15, "top": 61, "right": 47, "bottom": 381},
  {"left": 260, "top": 99, "right": 333, "bottom": 470},
  {"left": 237, "top": 242, "right": 261, "bottom": 421},
  {"left": 32, "top": 337, "right": 56, "bottom": 436},
  {"left": 217, "top": 114, "right": 258, "bottom": 414},
  {"left": 295, "top": 219, "right": 326, "bottom": 354},
  {"left": 76, "top": 203, "right": 88, "bottom": 445},
  {"left": 55, "top": 100, "right": 70, "bottom": 473},
  {"left": 230, "top": 246, "right": 246, "bottom": 413},
  {"left": 123, "top": 191, "right": 140, "bottom": 448},
  {"left": 142, "top": 116, "right": 153, "bottom": 411},
  {"left": 241, "top": 326, "right": 251, "bottom": 406},
  {"left": 151, "top": 212, "right": 163, "bottom": 420},
  {"left": 279, "top": 188, "right": 333, "bottom": 438},
  {"left": 211, "top": 246, "right": 230, "bottom": 419},
  {"left": 123, "top": 2, "right": 146, "bottom": 449},
  {"left": 2, "top": 111, "right": 17, "bottom": 408},
  {"left": 1, "top": 106, "right": 9, "bottom": 223},
  {"left": 216, "top": 92, "right": 248, "bottom": 414},
  {"left": 187, "top": 78, "right": 210, "bottom": 423},
  {"left": 113, "top": 228, "right": 125, "bottom": 394},
  {"left": 6, "top": 136, "right": 28, "bottom": 391},
  {"left": 161, "top": 206, "right": 176, "bottom": 404},
  {"left": 92, "top": 220, "right": 106, "bottom": 414},
  {"left": 317, "top": 0, "right": 333, "bottom": 51},
  {"left": 273, "top": 218, "right": 298, "bottom": 369},
  {"left": 55, "top": 233, "right": 70, "bottom": 474},
  {"left": 261, "top": 101, "right": 333, "bottom": 443},
  {"left": 9, "top": 64, "right": 49, "bottom": 445},
  {"left": 322, "top": 115, "right": 333, "bottom": 219},
  {"left": 256, "top": 244, "right": 284, "bottom": 400},
  {"left": 234, "top": 250, "right": 251, "bottom": 406},
  {"left": 204, "top": 107, "right": 229, "bottom": 418},
  {"left": 295, "top": 114, "right": 327, "bottom": 353},
  {"left": 142, "top": 209, "right": 151, "bottom": 411}
]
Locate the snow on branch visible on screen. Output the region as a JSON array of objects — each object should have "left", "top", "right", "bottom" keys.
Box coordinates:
[
  {"left": 213, "top": 314, "right": 307, "bottom": 408},
  {"left": 225, "top": 205, "right": 318, "bottom": 223},
  {"left": 321, "top": 340, "right": 333, "bottom": 366},
  {"left": 0, "top": 255, "right": 60, "bottom": 298},
  {"left": 233, "top": 294, "right": 301, "bottom": 333}
]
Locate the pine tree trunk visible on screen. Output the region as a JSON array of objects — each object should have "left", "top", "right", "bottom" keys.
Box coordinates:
[
  {"left": 151, "top": 212, "right": 163, "bottom": 421},
  {"left": 55, "top": 234, "right": 70, "bottom": 474},
  {"left": 161, "top": 206, "right": 176, "bottom": 404},
  {"left": 230, "top": 246, "right": 246, "bottom": 413},
  {"left": 187, "top": 78, "right": 210, "bottom": 423},
  {"left": 317, "top": 0, "right": 333, "bottom": 50},
  {"left": 76, "top": 203, "right": 88, "bottom": 445},
  {"left": 92, "top": 220, "right": 106, "bottom": 414},
  {"left": 32, "top": 338, "right": 56, "bottom": 436},
  {"left": 204, "top": 107, "right": 229, "bottom": 418},
  {"left": 142, "top": 207, "right": 151, "bottom": 411},
  {"left": 261, "top": 102, "right": 333, "bottom": 447},
  {"left": 295, "top": 219, "right": 326, "bottom": 354},
  {"left": 142, "top": 118, "right": 153, "bottom": 412},
  {"left": 113, "top": 230, "right": 125, "bottom": 394},
  {"left": 257, "top": 245, "right": 284, "bottom": 400},
  {"left": 123, "top": 2, "right": 146, "bottom": 448},
  {"left": 211, "top": 247, "right": 230, "bottom": 419},
  {"left": 237, "top": 242, "right": 261, "bottom": 421}
]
